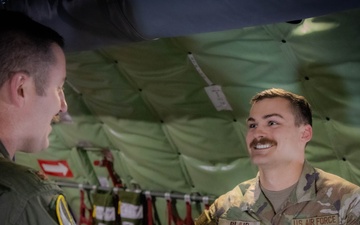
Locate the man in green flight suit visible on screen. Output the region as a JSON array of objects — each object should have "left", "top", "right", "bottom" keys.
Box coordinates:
[
  {"left": 196, "top": 88, "right": 360, "bottom": 225},
  {"left": 0, "top": 10, "right": 76, "bottom": 225}
]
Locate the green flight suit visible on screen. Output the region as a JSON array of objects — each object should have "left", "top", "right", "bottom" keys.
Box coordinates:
[
  {"left": 196, "top": 160, "right": 360, "bottom": 225},
  {"left": 0, "top": 141, "right": 76, "bottom": 225}
]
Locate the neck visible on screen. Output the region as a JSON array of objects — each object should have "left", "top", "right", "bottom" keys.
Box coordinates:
[
  {"left": 258, "top": 160, "right": 304, "bottom": 191},
  {"left": 0, "top": 91, "right": 24, "bottom": 159}
]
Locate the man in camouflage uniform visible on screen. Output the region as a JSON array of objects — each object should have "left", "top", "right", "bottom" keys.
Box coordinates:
[
  {"left": 196, "top": 88, "right": 360, "bottom": 225},
  {"left": 0, "top": 10, "right": 75, "bottom": 225}
]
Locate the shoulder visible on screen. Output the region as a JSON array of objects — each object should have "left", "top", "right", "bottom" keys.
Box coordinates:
[
  {"left": 315, "top": 167, "right": 360, "bottom": 208},
  {"left": 315, "top": 167, "right": 360, "bottom": 192},
  {"left": 219, "top": 177, "right": 257, "bottom": 200},
  {"left": 0, "top": 158, "right": 62, "bottom": 197},
  {"left": 0, "top": 159, "right": 74, "bottom": 225},
  {"left": 314, "top": 168, "right": 360, "bottom": 222},
  {"left": 209, "top": 177, "right": 256, "bottom": 218},
  {"left": 238, "top": 177, "right": 257, "bottom": 192}
]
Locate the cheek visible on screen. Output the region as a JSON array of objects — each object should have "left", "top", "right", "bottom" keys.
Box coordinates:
[
  {"left": 275, "top": 133, "right": 294, "bottom": 146},
  {"left": 245, "top": 132, "right": 253, "bottom": 144},
  {"left": 41, "top": 95, "right": 58, "bottom": 114}
]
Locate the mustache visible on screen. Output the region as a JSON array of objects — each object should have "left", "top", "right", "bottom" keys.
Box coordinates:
[{"left": 250, "top": 137, "right": 277, "bottom": 148}]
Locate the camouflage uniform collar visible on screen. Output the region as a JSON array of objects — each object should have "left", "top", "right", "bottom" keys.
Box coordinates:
[
  {"left": 0, "top": 140, "right": 10, "bottom": 160},
  {"left": 293, "top": 160, "right": 318, "bottom": 203},
  {"left": 240, "top": 173, "right": 262, "bottom": 211},
  {"left": 242, "top": 160, "right": 318, "bottom": 211}
]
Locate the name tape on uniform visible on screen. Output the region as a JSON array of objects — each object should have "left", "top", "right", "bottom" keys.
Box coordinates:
[{"left": 219, "top": 218, "right": 260, "bottom": 225}]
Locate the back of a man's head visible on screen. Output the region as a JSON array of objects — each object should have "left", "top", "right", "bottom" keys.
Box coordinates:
[{"left": 0, "top": 10, "right": 64, "bottom": 95}]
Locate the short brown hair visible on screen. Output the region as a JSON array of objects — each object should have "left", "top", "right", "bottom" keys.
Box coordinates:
[
  {"left": 0, "top": 10, "right": 64, "bottom": 96},
  {"left": 250, "top": 88, "right": 312, "bottom": 126}
]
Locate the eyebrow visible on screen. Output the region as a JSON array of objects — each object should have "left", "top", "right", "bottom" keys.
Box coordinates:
[{"left": 246, "top": 113, "right": 284, "bottom": 123}]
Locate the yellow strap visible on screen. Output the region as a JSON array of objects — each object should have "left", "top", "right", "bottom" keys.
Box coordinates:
[
  {"left": 92, "top": 204, "right": 97, "bottom": 218},
  {"left": 56, "top": 195, "right": 76, "bottom": 225},
  {"left": 118, "top": 200, "right": 122, "bottom": 215}
]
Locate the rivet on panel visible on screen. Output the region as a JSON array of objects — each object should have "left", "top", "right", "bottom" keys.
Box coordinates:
[
  {"left": 281, "top": 39, "right": 286, "bottom": 43},
  {"left": 233, "top": 119, "right": 237, "bottom": 122},
  {"left": 304, "top": 76, "right": 310, "bottom": 80},
  {"left": 114, "top": 60, "right": 118, "bottom": 64},
  {"left": 138, "top": 89, "right": 142, "bottom": 92},
  {"left": 326, "top": 117, "right": 330, "bottom": 121},
  {"left": 160, "top": 120, "right": 164, "bottom": 123},
  {"left": 342, "top": 157, "right": 346, "bottom": 161}
]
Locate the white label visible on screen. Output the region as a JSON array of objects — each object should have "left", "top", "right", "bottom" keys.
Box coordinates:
[
  {"left": 123, "top": 222, "right": 134, "bottom": 225},
  {"left": 204, "top": 85, "right": 233, "bottom": 111},
  {"left": 121, "top": 203, "right": 143, "bottom": 219},
  {"left": 95, "top": 206, "right": 116, "bottom": 221},
  {"left": 98, "top": 176, "right": 110, "bottom": 187}
]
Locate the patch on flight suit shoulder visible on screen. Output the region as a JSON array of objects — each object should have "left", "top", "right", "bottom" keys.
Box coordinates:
[
  {"left": 56, "top": 195, "right": 76, "bottom": 225},
  {"left": 35, "top": 170, "right": 48, "bottom": 180}
]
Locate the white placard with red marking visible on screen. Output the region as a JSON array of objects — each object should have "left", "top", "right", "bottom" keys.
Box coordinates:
[{"left": 38, "top": 159, "right": 74, "bottom": 178}]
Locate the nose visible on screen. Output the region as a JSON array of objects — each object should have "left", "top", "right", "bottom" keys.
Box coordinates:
[
  {"left": 60, "top": 95, "right": 68, "bottom": 113},
  {"left": 253, "top": 126, "right": 266, "bottom": 139}
]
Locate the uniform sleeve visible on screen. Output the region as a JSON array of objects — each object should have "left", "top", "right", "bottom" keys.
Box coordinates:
[
  {"left": 195, "top": 194, "right": 228, "bottom": 225},
  {"left": 13, "top": 193, "right": 59, "bottom": 225},
  {"left": 14, "top": 193, "right": 75, "bottom": 225},
  {"left": 0, "top": 162, "right": 76, "bottom": 225},
  {"left": 195, "top": 209, "right": 217, "bottom": 225},
  {"left": 344, "top": 193, "right": 360, "bottom": 225}
]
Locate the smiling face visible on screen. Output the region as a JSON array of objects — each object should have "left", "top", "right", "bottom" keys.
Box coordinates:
[
  {"left": 246, "top": 97, "right": 311, "bottom": 169},
  {"left": 21, "top": 44, "right": 67, "bottom": 153}
]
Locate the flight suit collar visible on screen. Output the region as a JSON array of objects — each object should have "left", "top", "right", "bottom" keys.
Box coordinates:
[{"left": 0, "top": 140, "right": 10, "bottom": 160}]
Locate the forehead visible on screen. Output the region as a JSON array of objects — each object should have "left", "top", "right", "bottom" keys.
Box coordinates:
[
  {"left": 248, "top": 97, "right": 294, "bottom": 120},
  {"left": 49, "top": 44, "right": 66, "bottom": 83}
]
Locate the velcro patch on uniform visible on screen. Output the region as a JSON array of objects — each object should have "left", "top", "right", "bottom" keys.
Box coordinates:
[
  {"left": 292, "top": 215, "right": 339, "bottom": 225},
  {"left": 56, "top": 195, "right": 76, "bottom": 225},
  {"left": 219, "top": 218, "right": 260, "bottom": 225}
]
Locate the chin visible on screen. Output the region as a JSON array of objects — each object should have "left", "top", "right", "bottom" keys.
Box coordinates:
[
  {"left": 250, "top": 157, "right": 269, "bottom": 166},
  {"left": 37, "top": 139, "right": 50, "bottom": 152}
]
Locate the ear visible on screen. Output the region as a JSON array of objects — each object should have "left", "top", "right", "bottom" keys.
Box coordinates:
[
  {"left": 8, "top": 72, "right": 28, "bottom": 107},
  {"left": 300, "top": 124, "right": 313, "bottom": 143}
]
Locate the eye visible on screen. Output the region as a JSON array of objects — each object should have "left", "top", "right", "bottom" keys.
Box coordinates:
[
  {"left": 268, "top": 121, "right": 278, "bottom": 126},
  {"left": 248, "top": 123, "right": 257, "bottom": 129}
]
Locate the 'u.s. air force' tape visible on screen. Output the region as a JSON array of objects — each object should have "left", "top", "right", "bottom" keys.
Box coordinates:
[{"left": 56, "top": 195, "right": 76, "bottom": 225}]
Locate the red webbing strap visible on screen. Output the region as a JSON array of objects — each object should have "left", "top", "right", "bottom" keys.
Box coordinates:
[
  {"left": 202, "top": 196, "right": 210, "bottom": 210},
  {"left": 166, "top": 193, "right": 174, "bottom": 225},
  {"left": 145, "top": 191, "right": 154, "bottom": 225},
  {"left": 94, "top": 152, "right": 123, "bottom": 188},
  {"left": 166, "top": 193, "right": 185, "bottom": 225},
  {"left": 184, "top": 195, "right": 194, "bottom": 225},
  {"left": 79, "top": 189, "right": 92, "bottom": 225}
]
